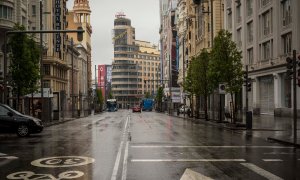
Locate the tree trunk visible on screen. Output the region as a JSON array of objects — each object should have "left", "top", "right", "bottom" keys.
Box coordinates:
[
  {"left": 195, "top": 95, "right": 200, "bottom": 119},
  {"left": 204, "top": 94, "right": 208, "bottom": 120},
  {"left": 230, "top": 92, "right": 235, "bottom": 123},
  {"left": 190, "top": 94, "right": 194, "bottom": 118}
]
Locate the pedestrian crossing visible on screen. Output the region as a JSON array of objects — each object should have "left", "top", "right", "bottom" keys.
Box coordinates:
[{"left": 129, "top": 144, "right": 299, "bottom": 180}]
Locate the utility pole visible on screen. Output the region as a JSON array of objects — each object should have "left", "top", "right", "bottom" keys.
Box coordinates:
[
  {"left": 40, "top": 0, "right": 44, "bottom": 120},
  {"left": 71, "top": 38, "right": 74, "bottom": 118},
  {"left": 292, "top": 50, "right": 297, "bottom": 144},
  {"left": 182, "top": 34, "right": 186, "bottom": 119}
]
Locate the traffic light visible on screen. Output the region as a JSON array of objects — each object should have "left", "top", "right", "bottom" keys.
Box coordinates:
[
  {"left": 286, "top": 56, "right": 293, "bottom": 78},
  {"left": 77, "top": 27, "right": 83, "bottom": 41},
  {"left": 243, "top": 72, "right": 251, "bottom": 91},
  {"left": 246, "top": 78, "right": 251, "bottom": 91}
]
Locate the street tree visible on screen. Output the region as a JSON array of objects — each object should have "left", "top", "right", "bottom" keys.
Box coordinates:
[
  {"left": 96, "top": 89, "right": 104, "bottom": 112},
  {"left": 184, "top": 64, "right": 194, "bottom": 117},
  {"left": 8, "top": 24, "right": 40, "bottom": 111},
  {"left": 193, "top": 49, "right": 212, "bottom": 120},
  {"left": 155, "top": 86, "right": 163, "bottom": 111},
  {"left": 144, "top": 92, "right": 151, "bottom": 98},
  {"left": 108, "top": 92, "right": 113, "bottom": 99},
  {"left": 209, "top": 30, "right": 243, "bottom": 123}
]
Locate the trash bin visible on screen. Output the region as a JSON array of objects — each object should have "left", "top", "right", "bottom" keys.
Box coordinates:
[{"left": 246, "top": 111, "right": 252, "bottom": 129}]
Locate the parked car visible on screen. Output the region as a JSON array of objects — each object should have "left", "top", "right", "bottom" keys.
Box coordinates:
[
  {"left": 0, "top": 104, "right": 43, "bottom": 137},
  {"left": 132, "top": 105, "right": 141, "bottom": 113},
  {"left": 177, "top": 105, "right": 191, "bottom": 116}
]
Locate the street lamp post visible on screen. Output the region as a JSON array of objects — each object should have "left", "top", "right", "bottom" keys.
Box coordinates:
[{"left": 71, "top": 38, "right": 74, "bottom": 118}]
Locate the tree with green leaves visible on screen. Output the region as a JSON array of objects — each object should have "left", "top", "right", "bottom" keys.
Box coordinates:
[
  {"left": 184, "top": 64, "right": 194, "bottom": 117},
  {"left": 192, "top": 49, "right": 213, "bottom": 120},
  {"left": 209, "top": 30, "right": 243, "bottom": 123},
  {"left": 108, "top": 92, "right": 113, "bottom": 99},
  {"left": 155, "top": 86, "right": 163, "bottom": 111},
  {"left": 144, "top": 92, "right": 151, "bottom": 98},
  {"left": 96, "top": 89, "right": 104, "bottom": 111},
  {"left": 8, "top": 24, "right": 40, "bottom": 110}
]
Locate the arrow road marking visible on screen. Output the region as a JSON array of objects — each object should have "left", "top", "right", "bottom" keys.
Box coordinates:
[
  {"left": 131, "top": 159, "right": 246, "bottom": 162},
  {"left": 241, "top": 163, "right": 283, "bottom": 180},
  {"left": 180, "top": 168, "right": 213, "bottom": 180}
]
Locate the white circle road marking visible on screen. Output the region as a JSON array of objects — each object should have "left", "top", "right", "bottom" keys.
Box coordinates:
[{"left": 31, "top": 156, "right": 95, "bottom": 168}]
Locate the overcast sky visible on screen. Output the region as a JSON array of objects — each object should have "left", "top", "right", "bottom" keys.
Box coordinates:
[{"left": 67, "top": 0, "right": 160, "bottom": 68}]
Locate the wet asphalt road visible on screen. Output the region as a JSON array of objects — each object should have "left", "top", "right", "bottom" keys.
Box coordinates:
[{"left": 0, "top": 110, "right": 299, "bottom": 180}]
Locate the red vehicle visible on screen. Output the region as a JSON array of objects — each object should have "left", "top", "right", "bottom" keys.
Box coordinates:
[{"left": 132, "top": 105, "right": 141, "bottom": 113}]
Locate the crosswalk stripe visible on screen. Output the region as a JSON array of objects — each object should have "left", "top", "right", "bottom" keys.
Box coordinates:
[
  {"left": 131, "top": 159, "right": 246, "bottom": 162},
  {"left": 262, "top": 159, "right": 283, "bottom": 162},
  {"left": 241, "top": 163, "right": 283, "bottom": 180},
  {"left": 131, "top": 145, "right": 293, "bottom": 149}
]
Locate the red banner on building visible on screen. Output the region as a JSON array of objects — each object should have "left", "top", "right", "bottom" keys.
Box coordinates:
[{"left": 98, "top": 65, "right": 107, "bottom": 99}]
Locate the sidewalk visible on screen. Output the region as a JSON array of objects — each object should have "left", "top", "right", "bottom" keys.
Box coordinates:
[{"left": 172, "top": 112, "right": 300, "bottom": 148}]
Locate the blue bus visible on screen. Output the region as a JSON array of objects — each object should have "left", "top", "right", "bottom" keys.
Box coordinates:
[
  {"left": 107, "top": 99, "right": 118, "bottom": 112},
  {"left": 141, "top": 98, "right": 154, "bottom": 111}
]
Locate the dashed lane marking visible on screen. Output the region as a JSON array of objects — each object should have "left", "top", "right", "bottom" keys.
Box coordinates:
[
  {"left": 131, "top": 159, "right": 246, "bottom": 162},
  {"left": 262, "top": 159, "right": 283, "bottom": 162},
  {"left": 131, "top": 145, "right": 294, "bottom": 149},
  {"left": 241, "top": 163, "right": 283, "bottom": 180},
  {"left": 0, "top": 156, "right": 18, "bottom": 160},
  {"left": 111, "top": 116, "right": 129, "bottom": 180}
]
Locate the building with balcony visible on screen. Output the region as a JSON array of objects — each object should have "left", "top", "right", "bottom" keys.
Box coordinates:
[
  {"left": 112, "top": 14, "right": 160, "bottom": 108},
  {"left": 224, "top": 0, "right": 300, "bottom": 116}
]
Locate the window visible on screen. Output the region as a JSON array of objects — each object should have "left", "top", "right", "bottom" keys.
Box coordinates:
[
  {"left": 262, "top": 41, "right": 271, "bottom": 60},
  {"left": 236, "top": 5, "right": 241, "bottom": 24},
  {"left": 32, "top": 5, "right": 36, "bottom": 16},
  {"left": 237, "top": 29, "right": 242, "bottom": 48},
  {"left": 247, "top": 48, "right": 253, "bottom": 65},
  {"left": 261, "top": 0, "right": 271, "bottom": 7},
  {"left": 281, "top": 0, "right": 291, "bottom": 27},
  {"left": 0, "top": 106, "right": 10, "bottom": 116},
  {"left": 43, "top": 80, "right": 50, "bottom": 88},
  {"left": 44, "top": 64, "right": 50, "bottom": 75},
  {"left": 247, "top": 22, "right": 253, "bottom": 43},
  {"left": 282, "top": 33, "right": 292, "bottom": 55},
  {"left": 246, "top": 0, "right": 253, "bottom": 17},
  {"left": 262, "top": 10, "right": 272, "bottom": 36},
  {"left": 0, "top": 5, "right": 13, "bottom": 20}
]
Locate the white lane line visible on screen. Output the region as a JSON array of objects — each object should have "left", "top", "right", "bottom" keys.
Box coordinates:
[
  {"left": 241, "top": 163, "right": 283, "bottom": 180},
  {"left": 0, "top": 153, "right": 7, "bottom": 156},
  {"left": 131, "top": 159, "right": 246, "bottom": 162},
  {"left": 131, "top": 145, "right": 293, "bottom": 149},
  {"left": 121, "top": 141, "right": 129, "bottom": 180},
  {"left": 111, "top": 116, "right": 129, "bottom": 180},
  {"left": 262, "top": 159, "right": 283, "bottom": 162},
  {"left": 0, "top": 156, "right": 18, "bottom": 160}
]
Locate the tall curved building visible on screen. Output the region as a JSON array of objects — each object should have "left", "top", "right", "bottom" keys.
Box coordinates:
[{"left": 112, "top": 13, "right": 160, "bottom": 108}]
